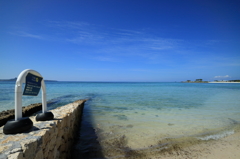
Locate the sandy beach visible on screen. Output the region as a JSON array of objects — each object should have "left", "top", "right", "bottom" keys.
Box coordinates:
[
  {"left": 155, "top": 130, "right": 240, "bottom": 159},
  {"left": 208, "top": 82, "right": 240, "bottom": 83}
]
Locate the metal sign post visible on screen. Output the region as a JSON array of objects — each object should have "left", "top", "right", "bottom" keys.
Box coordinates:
[{"left": 3, "top": 69, "right": 54, "bottom": 134}]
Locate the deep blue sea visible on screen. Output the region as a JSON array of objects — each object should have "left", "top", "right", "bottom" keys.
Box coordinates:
[{"left": 1, "top": 81, "right": 240, "bottom": 158}]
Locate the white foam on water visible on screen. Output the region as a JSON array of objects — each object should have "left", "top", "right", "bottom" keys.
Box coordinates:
[{"left": 197, "top": 130, "right": 235, "bottom": 140}]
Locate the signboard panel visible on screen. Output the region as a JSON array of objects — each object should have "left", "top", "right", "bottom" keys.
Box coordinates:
[{"left": 23, "top": 73, "right": 43, "bottom": 96}]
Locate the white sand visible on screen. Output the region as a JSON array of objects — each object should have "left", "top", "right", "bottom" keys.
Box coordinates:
[{"left": 209, "top": 82, "right": 240, "bottom": 83}]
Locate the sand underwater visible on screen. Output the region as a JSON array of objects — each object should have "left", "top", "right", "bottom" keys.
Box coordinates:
[{"left": 1, "top": 81, "right": 240, "bottom": 158}]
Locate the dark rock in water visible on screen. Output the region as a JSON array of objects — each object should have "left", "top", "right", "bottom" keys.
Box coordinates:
[
  {"left": 228, "top": 118, "right": 238, "bottom": 125},
  {"left": 113, "top": 114, "right": 128, "bottom": 121},
  {"left": 168, "top": 123, "right": 174, "bottom": 126},
  {"left": 126, "top": 124, "right": 133, "bottom": 128},
  {"left": 117, "top": 107, "right": 128, "bottom": 110},
  {"left": 109, "top": 125, "right": 123, "bottom": 132},
  {"left": 0, "top": 103, "right": 42, "bottom": 127},
  {"left": 0, "top": 98, "right": 87, "bottom": 127},
  {"left": 155, "top": 115, "right": 159, "bottom": 117}
]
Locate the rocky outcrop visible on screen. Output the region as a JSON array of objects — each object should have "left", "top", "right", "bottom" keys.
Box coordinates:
[{"left": 0, "top": 103, "right": 44, "bottom": 127}]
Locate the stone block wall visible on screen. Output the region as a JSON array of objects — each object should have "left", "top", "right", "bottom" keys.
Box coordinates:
[{"left": 0, "top": 99, "right": 86, "bottom": 159}]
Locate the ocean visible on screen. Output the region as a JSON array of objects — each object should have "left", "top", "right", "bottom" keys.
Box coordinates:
[{"left": 1, "top": 81, "right": 240, "bottom": 158}]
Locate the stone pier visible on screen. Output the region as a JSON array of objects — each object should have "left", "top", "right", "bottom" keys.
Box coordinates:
[{"left": 0, "top": 99, "right": 86, "bottom": 159}]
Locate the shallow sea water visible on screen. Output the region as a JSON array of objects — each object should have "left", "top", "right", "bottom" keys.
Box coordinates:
[{"left": 1, "top": 81, "right": 240, "bottom": 158}]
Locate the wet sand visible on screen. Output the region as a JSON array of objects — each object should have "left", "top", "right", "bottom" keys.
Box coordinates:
[
  {"left": 155, "top": 130, "right": 240, "bottom": 159},
  {"left": 92, "top": 125, "right": 240, "bottom": 159}
]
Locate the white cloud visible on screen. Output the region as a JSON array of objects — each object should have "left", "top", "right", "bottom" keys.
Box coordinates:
[
  {"left": 10, "top": 21, "right": 238, "bottom": 69},
  {"left": 45, "top": 20, "right": 89, "bottom": 29},
  {"left": 214, "top": 75, "right": 231, "bottom": 78},
  {"left": 10, "top": 31, "right": 43, "bottom": 39}
]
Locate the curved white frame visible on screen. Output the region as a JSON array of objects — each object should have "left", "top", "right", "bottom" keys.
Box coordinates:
[{"left": 15, "top": 69, "right": 47, "bottom": 120}]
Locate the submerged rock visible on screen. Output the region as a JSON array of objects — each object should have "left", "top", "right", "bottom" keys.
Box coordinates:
[
  {"left": 126, "top": 124, "right": 133, "bottom": 128},
  {"left": 113, "top": 114, "right": 128, "bottom": 121}
]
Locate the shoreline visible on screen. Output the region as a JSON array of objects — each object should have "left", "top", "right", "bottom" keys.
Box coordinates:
[
  {"left": 209, "top": 82, "right": 240, "bottom": 83},
  {"left": 182, "top": 82, "right": 240, "bottom": 83},
  {"left": 1, "top": 107, "right": 240, "bottom": 158},
  {"left": 161, "top": 130, "right": 240, "bottom": 159},
  {"left": 93, "top": 127, "right": 240, "bottom": 158}
]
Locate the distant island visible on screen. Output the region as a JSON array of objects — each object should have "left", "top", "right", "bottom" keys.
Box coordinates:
[
  {"left": 182, "top": 79, "right": 208, "bottom": 83},
  {"left": 0, "top": 78, "right": 57, "bottom": 82},
  {"left": 182, "top": 79, "right": 240, "bottom": 83}
]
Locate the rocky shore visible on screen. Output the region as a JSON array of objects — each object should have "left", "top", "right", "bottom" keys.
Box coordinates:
[{"left": 0, "top": 103, "right": 43, "bottom": 127}]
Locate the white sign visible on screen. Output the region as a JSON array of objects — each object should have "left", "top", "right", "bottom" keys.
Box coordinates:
[{"left": 15, "top": 69, "right": 47, "bottom": 120}]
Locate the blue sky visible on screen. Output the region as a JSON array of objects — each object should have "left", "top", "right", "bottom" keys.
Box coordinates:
[{"left": 0, "top": 0, "right": 240, "bottom": 82}]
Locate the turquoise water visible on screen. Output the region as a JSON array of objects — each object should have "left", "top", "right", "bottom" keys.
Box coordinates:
[{"left": 1, "top": 81, "right": 240, "bottom": 158}]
